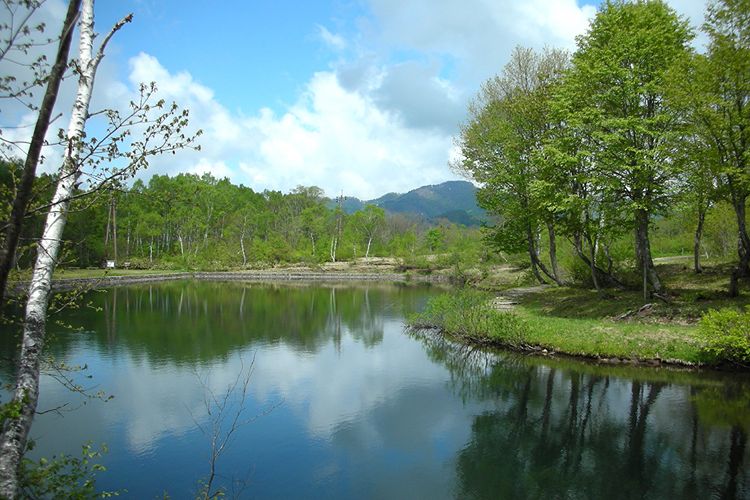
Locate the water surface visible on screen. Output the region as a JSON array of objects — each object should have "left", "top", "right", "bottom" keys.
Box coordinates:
[{"left": 1, "top": 281, "right": 748, "bottom": 498}]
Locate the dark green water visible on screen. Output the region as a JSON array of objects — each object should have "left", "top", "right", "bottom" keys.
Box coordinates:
[{"left": 1, "top": 281, "right": 749, "bottom": 499}]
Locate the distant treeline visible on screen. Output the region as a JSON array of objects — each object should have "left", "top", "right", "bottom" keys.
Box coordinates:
[{"left": 0, "top": 165, "right": 483, "bottom": 270}]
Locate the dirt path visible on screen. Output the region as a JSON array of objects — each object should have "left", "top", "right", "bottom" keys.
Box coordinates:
[{"left": 490, "top": 285, "right": 549, "bottom": 311}]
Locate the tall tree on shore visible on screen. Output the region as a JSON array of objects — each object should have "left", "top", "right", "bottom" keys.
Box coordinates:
[
  {"left": 676, "top": 0, "right": 750, "bottom": 280},
  {"left": 455, "top": 46, "right": 568, "bottom": 285},
  {"left": 559, "top": 0, "right": 692, "bottom": 297},
  {"left": 0, "top": 0, "right": 198, "bottom": 495}
]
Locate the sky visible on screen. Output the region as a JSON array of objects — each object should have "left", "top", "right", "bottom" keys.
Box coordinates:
[{"left": 1, "top": 0, "right": 709, "bottom": 199}]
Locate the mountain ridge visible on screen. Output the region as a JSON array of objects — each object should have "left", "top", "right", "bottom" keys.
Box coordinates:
[{"left": 329, "top": 180, "right": 485, "bottom": 226}]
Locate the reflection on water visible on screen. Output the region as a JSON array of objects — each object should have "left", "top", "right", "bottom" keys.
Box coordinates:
[
  {"left": 0, "top": 281, "right": 748, "bottom": 499},
  {"left": 416, "top": 330, "right": 750, "bottom": 499}
]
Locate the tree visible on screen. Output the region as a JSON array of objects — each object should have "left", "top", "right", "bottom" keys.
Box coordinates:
[
  {"left": 455, "top": 46, "right": 567, "bottom": 285},
  {"left": 680, "top": 131, "right": 718, "bottom": 275},
  {"left": 329, "top": 195, "right": 344, "bottom": 262},
  {"left": 300, "top": 203, "right": 328, "bottom": 258},
  {"left": 0, "top": 0, "right": 81, "bottom": 306},
  {"left": 559, "top": 0, "right": 692, "bottom": 297},
  {"left": 0, "top": 1, "right": 197, "bottom": 495},
  {"left": 351, "top": 205, "right": 385, "bottom": 258},
  {"left": 675, "top": 0, "right": 750, "bottom": 280}
]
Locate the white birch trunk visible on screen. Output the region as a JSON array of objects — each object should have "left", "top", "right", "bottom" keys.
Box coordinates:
[
  {"left": 203, "top": 204, "right": 213, "bottom": 248},
  {"left": 366, "top": 236, "right": 372, "bottom": 258},
  {"left": 330, "top": 236, "right": 337, "bottom": 263},
  {"left": 0, "top": 2, "right": 131, "bottom": 496},
  {"left": 240, "top": 230, "right": 247, "bottom": 267},
  {"left": 112, "top": 197, "right": 118, "bottom": 262}
]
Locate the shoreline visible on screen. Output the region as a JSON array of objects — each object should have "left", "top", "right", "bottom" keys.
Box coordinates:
[
  {"left": 8, "top": 268, "right": 744, "bottom": 372},
  {"left": 409, "top": 326, "right": 721, "bottom": 372},
  {"left": 8, "top": 269, "right": 450, "bottom": 295}
]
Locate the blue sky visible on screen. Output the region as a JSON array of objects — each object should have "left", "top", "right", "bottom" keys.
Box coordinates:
[
  {"left": 97, "top": 1, "right": 363, "bottom": 115},
  {"left": 3, "top": 0, "right": 708, "bottom": 199}
]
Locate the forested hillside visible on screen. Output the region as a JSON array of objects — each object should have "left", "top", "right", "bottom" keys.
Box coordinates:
[
  {"left": 0, "top": 165, "right": 484, "bottom": 270},
  {"left": 333, "top": 180, "right": 485, "bottom": 226}
]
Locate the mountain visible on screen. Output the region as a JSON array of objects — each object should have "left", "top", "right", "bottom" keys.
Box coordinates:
[{"left": 330, "top": 180, "right": 486, "bottom": 226}]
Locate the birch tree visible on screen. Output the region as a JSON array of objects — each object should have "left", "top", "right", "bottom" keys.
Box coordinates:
[
  {"left": 352, "top": 204, "right": 385, "bottom": 258},
  {"left": 0, "top": 0, "right": 198, "bottom": 495},
  {"left": 0, "top": 0, "right": 81, "bottom": 306}
]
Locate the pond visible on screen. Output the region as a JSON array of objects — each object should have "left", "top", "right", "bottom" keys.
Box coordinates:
[{"left": 1, "top": 281, "right": 749, "bottom": 498}]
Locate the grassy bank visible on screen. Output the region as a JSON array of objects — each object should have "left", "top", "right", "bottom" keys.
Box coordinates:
[
  {"left": 53, "top": 268, "right": 179, "bottom": 279},
  {"left": 408, "top": 289, "right": 706, "bottom": 365},
  {"left": 409, "top": 256, "right": 750, "bottom": 369}
]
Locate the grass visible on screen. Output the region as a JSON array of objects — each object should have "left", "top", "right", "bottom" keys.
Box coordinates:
[
  {"left": 514, "top": 310, "right": 703, "bottom": 363},
  {"left": 52, "top": 268, "right": 185, "bottom": 279},
  {"left": 410, "top": 290, "right": 705, "bottom": 364},
  {"left": 517, "top": 259, "right": 750, "bottom": 324},
  {"left": 410, "top": 258, "right": 750, "bottom": 367}
]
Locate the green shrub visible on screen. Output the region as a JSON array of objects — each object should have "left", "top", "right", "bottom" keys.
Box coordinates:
[
  {"left": 121, "top": 257, "right": 151, "bottom": 270},
  {"left": 699, "top": 308, "right": 750, "bottom": 365},
  {"left": 20, "top": 442, "right": 118, "bottom": 498},
  {"left": 399, "top": 255, "right": 434, "bottom": 273},
  {"left": 409, "top": 290, "right": 527, "bottom": 347}
]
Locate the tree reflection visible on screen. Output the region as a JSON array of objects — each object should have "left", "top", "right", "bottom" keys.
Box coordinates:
[
  {"left": 0, "top": 282, "right": 435, "bottom": 368},
  {"left": 411, "top": 330, "right": 750, "bottom": 499}
]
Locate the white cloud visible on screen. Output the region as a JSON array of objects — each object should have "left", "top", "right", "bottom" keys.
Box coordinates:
[
  {"left": 317, "top": 25, "right": 347, "bottom": 51},
  {"left": 2, "top": 0, "right": 711, "bottom": 199},
  {"left": 116, "top": 2, "right": 607, "bottom": 199},
  {"left": 124, "top": 53, "right": 455, "bottom": 199},
  {"left": 363, "top": 0, "right": 597, "bottom": 83}
]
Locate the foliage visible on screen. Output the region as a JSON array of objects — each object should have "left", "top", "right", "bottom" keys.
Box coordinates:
[
  {"left": 0, "top": 163, "right": 485, "bottom": 271},
  {"left": 19, "top": 442, "right": 119, "bottom": 499},
  {"left": 410, "top": 290, "right": 527, "bottom": 347},
  {"left": 456, "top": 46, "right": 568, "bottom": 284},
  {"left": 699, "top": 307, "right": 750, "bottom": 365},
  {"left": 452, "top": 0, "right": 750, "bottom": 294}
]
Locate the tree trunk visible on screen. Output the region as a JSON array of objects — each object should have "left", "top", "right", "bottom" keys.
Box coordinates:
[
  {"left": 366, "top": 236, "right": 372, "bottom": 258},
  {"left": 0, "top": 5, "right": 131, "bottom": 495},
  {"left": 547, "top": 221, "right": 561, "bottom": 284},
  {"left": 732, "top": 197, "right": 750, "bottom": 277},
  {"left": 634, "top": 209, "right": 662, "bottom": 297},
  {"left": 694, "top": 205, "right": 706, "bottom": 274},
  {"left": 239, "top": 230, "right": 247, "bottom": 267},
  {"left": 571, "top": 233, "right": 622, "bottom": 288},
  {"left": 0, "top": 0, "right": 81, "bottom": 308},
  {"left": 203, "top": 205, "right": 212, "bottom": 249},
  {"left": 330, "top": 236, "right": 337, "bottom": 263},
  {"left": 103, "top": 196, "right": 112, "bottom": 253},
  {"left": 525, "top": 225, "right": 546, "bottom": 284},
  {"left": 585, "top": 234, "right": 601, "bottom": 293},
  {"left": 112, "top": 197, "right": 117, "bottom": 263},
  {"left": 603, "top": 242, "right": 614, "bottom": 275},
  {"left": 125, "top": 223, "right": 131, "bottom": 258},
  {"left": 149, "top": 237, "right": 153, "bottom": 265},
  {"left": 526, "top": 223, "right": 561, "bottom": 285}
]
